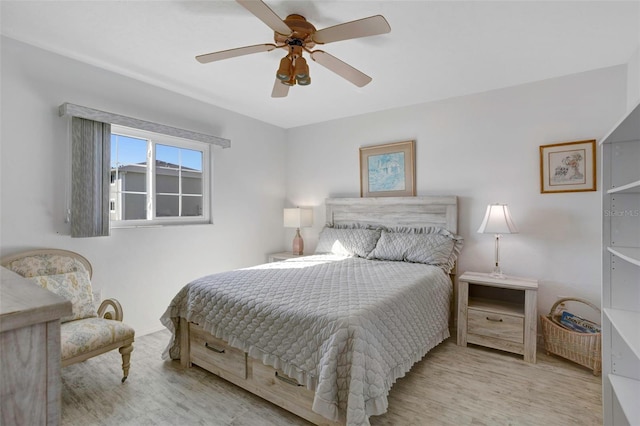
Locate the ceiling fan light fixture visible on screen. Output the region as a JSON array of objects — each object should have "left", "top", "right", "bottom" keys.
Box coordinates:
[
  {"left": 282, "top": 75, "right": 296, "bottom": 86},
  {"left": 297, "top": 76, "right": 311, "bottom": 86},
  {"left": 294, "top": 57, "right": 309, "bottom": 79},
  {"left": 276, "top": 56, "right": 292, "bottom": 81}
]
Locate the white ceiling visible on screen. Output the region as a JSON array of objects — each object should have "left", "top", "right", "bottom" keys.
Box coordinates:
[{"left": 2, "top": 1, "right": 639, "bottom": 129}]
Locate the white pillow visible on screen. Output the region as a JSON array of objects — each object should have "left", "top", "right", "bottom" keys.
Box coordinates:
[
  {"left": 314, "top": 226, "right": 382, "bottom": 257},
  {"left": 367, "top": 227, "right": 463, "bottom": 273}
]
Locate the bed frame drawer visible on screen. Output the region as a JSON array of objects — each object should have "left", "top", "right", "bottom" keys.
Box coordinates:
[
  {"left": 189, "top": 323, "right": 247, "bottom": 380},
  {"left": 251, "top": 359, "right": 315, "bottom": 411},
  {"left": 467, "top": 308, "right": 523, "bottom": 343}
]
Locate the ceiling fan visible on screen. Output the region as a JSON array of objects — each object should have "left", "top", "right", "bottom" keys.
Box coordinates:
[{"left": 196, "top": 0, "right": 391, "bottom": 98}]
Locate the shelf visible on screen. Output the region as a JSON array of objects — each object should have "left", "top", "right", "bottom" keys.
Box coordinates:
[
  {"left": 468, "top": 297, "right": 524, "bottom": 317},
  {"left": 604, "top": 308, "right": 640, "bottom": 360},
  {"left": 609, "top": 374, "right": 640, "bottom": 426},
  {"left": 608, "top": 247, "right": 640, "bottom": 267},
  {"left": 601, "top": 98, "right": 639, "bottom": 426},
  {"left": 608, "top": 180, "right": 640, "bottom": 194}
]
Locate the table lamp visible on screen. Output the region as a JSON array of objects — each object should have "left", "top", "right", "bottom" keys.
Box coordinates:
[
  {"left": 477, "top": 203, "right": 518, "bottom": 278},
  {"left": 283, "top": 207, "right": 313, "bottom": 255}
]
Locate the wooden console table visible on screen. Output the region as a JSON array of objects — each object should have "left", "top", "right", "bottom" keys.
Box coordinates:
[{"left": 0, "top": 267, "right": 72, "bottom": 425}]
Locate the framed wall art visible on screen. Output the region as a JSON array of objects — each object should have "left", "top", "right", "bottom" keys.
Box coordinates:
[
  {"left": 360, "top": 140, "right": 415, "bottom": 197},
  {"left": 539, "top": 139, "right": 596, "bottom": 193}
]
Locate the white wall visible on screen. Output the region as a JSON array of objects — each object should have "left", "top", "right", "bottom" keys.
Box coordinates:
[
  {"left": 0, "top": 37, "right": 288, "bottom": 335},
  {"left": 627, "top": 45, "right": 640, "bottom": 109},
  {"left": 0, "top": 35, "right": 633, "bottom": 335},
  {"left": 285, "top": 65, "right": 628, "bottom": 319}
]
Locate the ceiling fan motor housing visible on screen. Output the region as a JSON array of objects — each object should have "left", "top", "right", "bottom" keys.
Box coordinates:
[{"left": 275, "top": 14, "right": 317, "bottom": 49}]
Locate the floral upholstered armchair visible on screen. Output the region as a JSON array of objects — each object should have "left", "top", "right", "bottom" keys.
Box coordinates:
[{"left": 1, "top": 249, "right": 134, "bottom": 382}]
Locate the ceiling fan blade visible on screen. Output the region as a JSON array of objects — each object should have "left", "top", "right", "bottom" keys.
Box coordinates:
[
  {"left": 271, "top": 79, "right": 289, "bottom": 98},
  {"left": 310, "top": 50, "right": 372, "bottom": 87},
  {"left": 196, "top": 44, "right": 277, "bottom": 64},
  {"left": 312, "top": 15, "right": 390, "bottom": 44},
  {"left": 236, "top": 0, "right": 292, "bottom": 36}
]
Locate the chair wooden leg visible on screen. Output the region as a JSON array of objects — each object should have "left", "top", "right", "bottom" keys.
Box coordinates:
[{"left": 119, "top": 343, "right": 134, "bottom": 383}]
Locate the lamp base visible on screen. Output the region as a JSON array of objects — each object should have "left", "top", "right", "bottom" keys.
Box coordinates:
[
  {"left": 292, "top": 228, "right": 304, "bottom": 255},
  {"left": 489, "top": 234, "right": 506, "bottom": 278},
  {"left": 489, "top": 265, "right": 506, "bottom": 279}
]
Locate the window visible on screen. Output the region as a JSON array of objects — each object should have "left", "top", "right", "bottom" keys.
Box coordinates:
[{"left": 110, "top": 125, "right": 210, "bottom": 227}]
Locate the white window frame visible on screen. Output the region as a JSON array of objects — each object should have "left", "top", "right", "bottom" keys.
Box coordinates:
[{"left": 110, "top": 125, "right": 211, "bottom": 228}]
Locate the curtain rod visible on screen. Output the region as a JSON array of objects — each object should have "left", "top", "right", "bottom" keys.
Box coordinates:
[{"left": 59, "top": 102, "right": 231, "bottom": 149}]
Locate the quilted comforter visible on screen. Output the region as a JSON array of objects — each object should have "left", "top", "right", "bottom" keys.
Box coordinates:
[{"left": 160, "top": 254, "right": 452, "bottom": 425}]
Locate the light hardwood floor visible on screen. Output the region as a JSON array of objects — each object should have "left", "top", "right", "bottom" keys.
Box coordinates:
[{"left": 61, "top": 329, "right": 601, "bottom": 425}]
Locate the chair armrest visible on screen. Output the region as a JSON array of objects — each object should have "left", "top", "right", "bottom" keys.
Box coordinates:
[{"left": 98, "top": 298, "right": 124, "bottom": 321}]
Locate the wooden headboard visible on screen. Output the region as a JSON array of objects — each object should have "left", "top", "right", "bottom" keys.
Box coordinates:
[{"left": 325, "top": 196, "right": 458, "bottom": 234}]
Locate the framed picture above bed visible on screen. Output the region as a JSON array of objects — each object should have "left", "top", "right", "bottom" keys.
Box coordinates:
[
  {"left": 360, "top": 140, "right": 416, "bottom": 197},
  {"left": 539, "top": 139, "right": 596, "bottom": 193}
]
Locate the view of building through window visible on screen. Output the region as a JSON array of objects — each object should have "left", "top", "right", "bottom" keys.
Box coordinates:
[{"left": 110, "top": 128, "right": 206, "bottom": 223}]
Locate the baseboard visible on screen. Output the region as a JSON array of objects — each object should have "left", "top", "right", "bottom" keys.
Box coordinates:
[{"left": 137, "top": 325, "right": 166, "bottom": 337}]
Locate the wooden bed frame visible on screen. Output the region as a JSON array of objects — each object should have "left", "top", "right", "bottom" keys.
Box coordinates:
[{"left": 178, "top": 196, "right": 458, "bottom": 426}]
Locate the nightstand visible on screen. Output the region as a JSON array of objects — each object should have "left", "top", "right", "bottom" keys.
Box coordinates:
[
  {"left": 267, "top": 251, "right": 308, "bottom": 262},
  {"left": 457, "top": 271, "right": 538, "bottom": 363}
]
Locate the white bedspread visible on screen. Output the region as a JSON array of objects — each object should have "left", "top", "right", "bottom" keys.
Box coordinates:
[{"left": 160, "top": 254, "right": 451, "bottom": 425}]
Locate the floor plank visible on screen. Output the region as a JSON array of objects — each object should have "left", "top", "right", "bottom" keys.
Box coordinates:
[{"left": 61, "top": 330, "right": 601, "bottom": 425}]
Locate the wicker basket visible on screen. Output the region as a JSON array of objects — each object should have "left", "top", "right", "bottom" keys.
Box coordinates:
[{"left": 540, "top": 297, "right": 601, "bottom": 375}]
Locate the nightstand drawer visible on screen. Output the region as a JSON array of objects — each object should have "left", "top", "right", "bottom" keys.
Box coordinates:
[{"left": 467, "top": 308, "right": 523, "bottom": 343}]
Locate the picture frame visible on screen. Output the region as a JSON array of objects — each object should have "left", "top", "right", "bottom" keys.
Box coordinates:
[
  {"left": 360, "top": 140, "right": 416, "bottom": 197},
  {"left": 539, "top": 139, "right": 596, "bottom": 193}
]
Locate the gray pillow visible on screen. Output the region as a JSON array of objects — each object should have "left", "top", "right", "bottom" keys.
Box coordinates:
[
  {"left": 367, "top": 227, "right": 463, "bottom": 272},
  {"left": 314, "top": 226, "right": 382, "bottom": 257}
]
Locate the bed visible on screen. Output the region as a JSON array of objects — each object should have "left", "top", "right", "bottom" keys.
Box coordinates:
[{"left": 161, "top": 196, "right": 461, "bottom": 426}]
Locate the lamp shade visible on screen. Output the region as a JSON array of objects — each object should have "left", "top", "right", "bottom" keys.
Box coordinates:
[
  {"left": 477, "top": 204, "right": 518, "bottom": 234},
  {"left": 283, "top": 208, "right": 313, "bottom": 228}
]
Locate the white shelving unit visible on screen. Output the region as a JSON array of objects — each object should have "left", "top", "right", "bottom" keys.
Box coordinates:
[{"left": 600, "top": 100, "right": 640, "bottom": 426}]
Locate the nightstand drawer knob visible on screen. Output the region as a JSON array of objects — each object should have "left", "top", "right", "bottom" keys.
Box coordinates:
[{"left": 486, "top": 316, "right": 503, "bottom": 322}]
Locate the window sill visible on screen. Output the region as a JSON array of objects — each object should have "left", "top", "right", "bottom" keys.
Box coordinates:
[{"left": 110, "top": 220, "right": 213, "bottom": 229}]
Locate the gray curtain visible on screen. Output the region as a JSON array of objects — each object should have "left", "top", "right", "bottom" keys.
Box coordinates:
[{"left": 71, "top": 117, "right": 111, "bottom": 237}]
